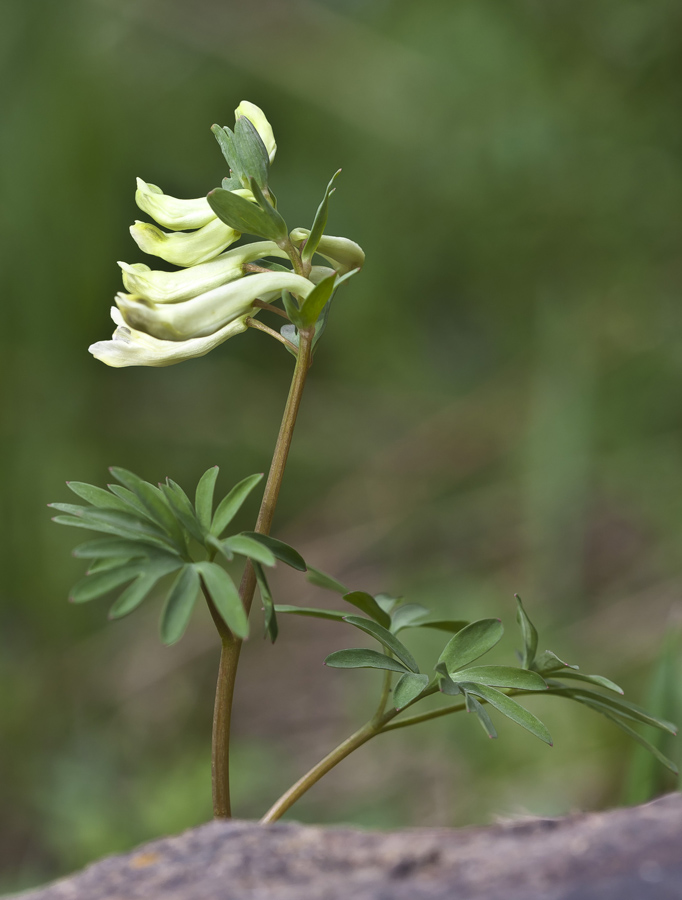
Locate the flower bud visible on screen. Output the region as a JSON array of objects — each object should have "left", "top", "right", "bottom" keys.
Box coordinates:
[
  {"left": 234, "top": 101, "right": 277, "bottom": 162},
  {"left": 290, "top": 229, "right": 365, "bottom": 275},
  {"left": 130, "top": 218, "right": 240, "bottom": 267},
  {"left": 89, "top": 308, "right": 249, "bottom": 368},
  {"left": 116, "top": 271, "right": 315, "bottom": 341},
  {"left": 118, "top": 241, "right": 289, "bottom": 303}
]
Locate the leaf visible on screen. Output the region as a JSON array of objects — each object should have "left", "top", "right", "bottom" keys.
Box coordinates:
[
  {"left": 375, "top": 593, "right": 401, "bottom": 613},
  {"left": 107, "top": 484, "right": 154, "bottom": 521},
  {"left": 464, "top": 692, "right": 498, "bottom": 739},
  {"left": 253, "top": 561, "right": 278, "bottom": 643},
  {"left": 233, "top": 115, "right": 269, "bottom": 189},
  {"left": 448, "top": 666, "right": 547, "bottom": 691},
  {"left": 553, "top": 670, "right": 624, "bottom": 694},
  {"left": 437, "top": 618, "right": 504, "bottom": 673},
  {"left": 66, "top": 482, "right": 130, "bottom": 512},
  {"left": 306, "top": 566, "right": 348, "bottom": 594},
  {"left": 162, "top": 479, "right": 205, "bottom": 544},
  {"left": 274, "top": 605, "right": 348, "bottom": 621},
  {"left": 240, "top": 533, "right": 306, "bottom": 571},
  {"left": 515, "top": 594, "right": 538, "bottom": 669},
  {"left": 211, "top": 473, "right": 264, "bottom": 537},
  {"left": 194, "top": 561, "right": 248, "bottom": 639},
  {"left": 72, "top": 539, "right": 176, "bottom": 560},
  {"left": 222, "top": 534, "right": 276, "bottom": 567},
  {"left": 109, "top": 467, "right": 186, "bottom": 548},
  {"left": 195, "top": 466, "right": 219, "bottom": 532},
  {"left": 86, "top": 557, "right": 134, "bottom": 574},
  {"left": 302, "top": 170, "right": 341, "bottom": 264},
  {"left": 297, "top": 273, "right": 337, "bottom": 329},
  {"left": 439, "top": 676, "right": 462, "bottom": 696},
  {"left": 208, "top": 187, "right": 286, "bottom": 243},
  {"left": 393, "top": 673, "right": 429, "bottom": 710},
  {"left": 324, "top": 649, "right": 411, "bottom": 674},
  {"left": 249, "top": 178, "right": 289, "bottom": 243},
  {"left": 281, "top": 290, "right": 303, "bottom": 328},
  {"left": 52, "top": 507, "right": 176, "bottom": 552},
  {"left": 342, "top": 591, "right": 391, "bottom": 628},
  {"left": 600, "top": 710, "right": 679, "bottom": 776},
  {"left": 551, "top": 686, "right": 677, "bottom": 735},
  {"left": 212, "top": 125, "right": 240, "bottom": 176},
  {"left": 390, "top": 603, "right": 430, "bottom": 633},
  {"left": 343, "top": 615, "right": 419, "bottom": 673},
  {"left": 160, "top": 565, "right": 201, "bottom": 645},
  {"left": 533, "top": 650, "right": 579, "bottom": 674},
  {"left": 70, "top": 562, "right": 146, "bottom": 603},
  {"left": 109, "top": 558, "right": 183, "bottom": 619},
  {"left": 464, "top": 683, "right": 553, "bottom": 745}
]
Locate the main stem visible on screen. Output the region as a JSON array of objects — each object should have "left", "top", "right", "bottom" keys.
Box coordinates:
[{"left": 212, "top": 326, "right": 315, "bottom": 818}]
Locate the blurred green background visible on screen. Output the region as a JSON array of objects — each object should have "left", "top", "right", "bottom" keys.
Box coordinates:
[{"left": 2, "top": 0, "right": 682, "bottom": 891}]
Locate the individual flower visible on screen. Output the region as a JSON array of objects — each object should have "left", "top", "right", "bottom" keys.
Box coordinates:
[
  {"left": 129, "top": 218, "right": 241, "bottom": 268},
  {"left": 290, "top": 229, "right": 365, "bottom": 275},
  {"left": 234, "top": 100, "right": 277, "bottom": 161}
]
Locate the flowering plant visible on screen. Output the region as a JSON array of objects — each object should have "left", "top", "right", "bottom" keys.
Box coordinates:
[{"left": 51, "top": 101, "right": 677, "bottom": 823}]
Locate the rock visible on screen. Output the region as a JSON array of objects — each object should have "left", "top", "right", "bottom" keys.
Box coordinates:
[{"left": 14, "top": 793, "right": 682, "bottom": 900}]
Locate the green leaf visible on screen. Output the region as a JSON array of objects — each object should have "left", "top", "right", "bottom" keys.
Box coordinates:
[
  {"left": 307, "top": 566, "right": 348, "bottom": 594},
  {"left": 281, "top": 290, "right": 303, "bottom": 328},
  {"left": 437, "top": 618, "right": 504, "bottom": 673},
  {"left": 302, "top": 170, "right": 341, "bottom": 264},
  {"left": 533, "top": 650, "right": 578, "bottom": 674},
  {"left": 233, "top": 115, "right": 269, "bottom": 189},
  {"left": 222, "top": 534, "right": 276, "bottom": 567},
  {"left": 160, "top": 565, "right": 201, "bottom": 645},
  {"left": 162, "top": 479, "right": 205, "bottom": 544},
  {"left": 274, "top": 605, "right": 348, "bottom": 621},
  {"left": 109, "top": 558, "right": 183, "bottom": 619},
  {"left": 86, "top": 557, "right": 134, "bottom": 574},
  {"left": 66, "top": 482, "right": 130, "bottom": 512},
  {"left": 374, "top": 593, "right": 401, "bottom": 613},
  {"left": 70, "top": 563, "right": 146, "bottom": 603},
  {"left": 464, "top": 692, "right": 497, "bottom": 739},
  {"left": 212, "top": 125, "right": 240, "bottom": 176},
  {"left": 208, "top": 187, "right": 286, "bottom": 243},
  {"left": 550, "top": 686, "right": 677, "bottom": 735},
  {"left": 106, "top": 484, "right": 154, "bottom": 521},
  {"left": 416, "top": 619, "right": 469, "bottom": 634},
  {"left": 109, "top": 467, "right": 186, "bottom": 548},
  {"left": 194, "top": 561, "right": 248, "bottom": 639},
  {"left": 600, "top": 710, "right": 679, "bottom": 776},
  {"left": 553, "top": 670, "right": 624, "bottom": 694},
  {"left": 240, "top": 533, "right": 306, "bottom": 571},
  {"left": 515, "top": 594, "right": 538, "bottom": 669},
  {"left": 343, "top": 615, "right": 419, "bottom": 673},
  {"left": 342, "top": 591, "right": 391, "bottom": 628},
  {"left": 448, "top": 666, "right": 547, "bottom": 691},
  {"left": 297, "top": 273, "right": 337, "bottom": 329},
  {"left": 211, "top": 473, "right": 264, "bottom": 537},
  {"left": 72, "top": 539, "right": 176, "bottom": 560},
  {"left": 464, "top": 683, "right": 553, "bottom": 745},
  {"left": 393, "top": 673, "right": 429, "bottom": 710},
  {"left": 249, "top": 178, "right": 289, "bottom": 243},
  {"left": 52, "top": 508, "right": 176, "bottom": 552},
  {"left": 253, "top": 561, "right": 278, "bottom": 643},
  {"left": 390, "top": 603, "right": 430, "bottom": 633},
  {"left": 195, "top": 466, "right": 219, "bottom": 532},
  {"left": 324, "top": 649, "right": 411, "bottom": 674}
]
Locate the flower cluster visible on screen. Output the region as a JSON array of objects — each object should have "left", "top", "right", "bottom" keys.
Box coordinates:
[{"left": 89, "top": 102, "right": 364, "bottom": 367}]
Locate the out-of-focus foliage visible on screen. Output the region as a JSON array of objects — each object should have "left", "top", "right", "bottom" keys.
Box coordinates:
[{"left": 2, "top": 0, "right": 682, "bottom": 891}]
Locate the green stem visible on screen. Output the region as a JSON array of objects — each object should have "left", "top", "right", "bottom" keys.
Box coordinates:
[{"left": 211, "top": 326, "right": 315, "bottom": 819}]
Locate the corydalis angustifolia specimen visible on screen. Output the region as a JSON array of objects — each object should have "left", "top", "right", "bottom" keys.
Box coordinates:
[{"left": 52, "top": 101, "right": 677, "bottom": 824}]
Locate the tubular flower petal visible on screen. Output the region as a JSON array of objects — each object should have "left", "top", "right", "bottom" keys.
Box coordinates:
[
  {"left": 118, "top": 241, "right": 289, "bottom": 303},
  {"left": 135, "top": 178, "right": 216, "bottom": 231},
  {"left": 130, "top": 218, "right": 240, "bottom": 267},
  {"left": 290, "top": 229, "right": 365, "bottom": 274},
  {"left": 89, "top": 308, "right": 250, "bottom": 368},
  {"left": 234, "top": 101, "right": 277, "bottom": 162},
  {"left": 115, "top": 271, "right": 315, "bottom": 341}
]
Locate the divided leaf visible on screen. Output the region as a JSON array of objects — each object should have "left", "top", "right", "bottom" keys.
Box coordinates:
[
  {"left": 464, "top": 692, "right": 498, "bottom": 739},
  {"left": 447, "top": 666, "right": 547, "bottom": 691},
  {"left": 240, "top": 533, "right": 306, "bottom": 571},
  {"left": 325, "top": 649, "right": 411, "bottom": 674},
  {"left": 297, "top": 273, "right": 337, "bottom": 329},
  {"left": 515, "top": 594, "right": 538, "bottom": 669},
  {"left": 222, "top": 534, "right": 276, "bottom": 567},
  {"left": 437, "top": 618, "right": 504, "bottom": 673},
  {"left": 274, "top": 605, "right": 347, "bottom": 622},
  {"left": 160, "top": 565, "right": 201, "bottom": 645},
  {"left": 66, "top": 482, "right": 130, "bottom": 512},
  {"left": 342, "top": 591, "right": 391, "bottom": 628},
  {"left": 194, "top": 561, "right": 248, "bottom": 639},
  {"left": 195, "top": 466, "right": 219, "bottom": 532},
  {"left": 464, "top": 683, "right": 553, "bottom": 745},
  {"left": 211, "top": 473, "right": 263, "bottom": 537},
  {"left": 343, "top": 615, "right": 419, "bottom": 673},
  {"left": 302, "top": 170, "right": 341, "bottom": 264},
  {"left": 307, "top": 567, "right": 348, "bottom": 594},
  {"left": 393, "top": 673, "right": 429, "bottom": 710},
  {"left": 253, "top": 561, "right": 278, "bottom": 643}
]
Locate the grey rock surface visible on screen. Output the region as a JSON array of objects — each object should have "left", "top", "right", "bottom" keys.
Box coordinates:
[{"left": 14, "top": 793, "right": 682, "bottom": 900}]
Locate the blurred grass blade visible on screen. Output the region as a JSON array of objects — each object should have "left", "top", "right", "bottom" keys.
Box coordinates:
[
  {"left": 438, "top": 618, "right": 504, "bottom": 673},
  {"left": 343, "top": 615, "right": 419, "bottom": 673},
  {"left": 325, "top": 649, "right": 410, "bottom": 673},
  {"left": 160, "top": 565, "right": 201, "bottom": 645},
  {"left": 393, "top": 673, "right": 429, "bottom": 709},
  {"left": 210, "top": 473, "right": 264, "bottom": 537},
  {"left": 342, "top": 591, "right": 391, "bottom": 628}
]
